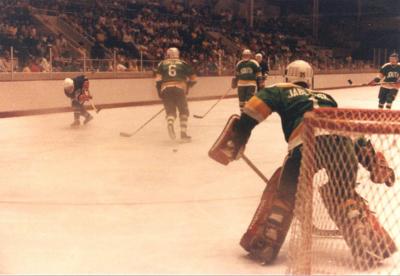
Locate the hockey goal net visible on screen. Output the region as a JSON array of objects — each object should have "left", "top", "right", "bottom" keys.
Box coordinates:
[{"left": 287, "top": 108, "right": 400, "bottom": 275}]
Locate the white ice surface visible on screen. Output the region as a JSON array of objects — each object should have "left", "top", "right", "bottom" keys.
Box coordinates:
[{"left": 0, "top": 86, "right": 391, "bottom": 274}]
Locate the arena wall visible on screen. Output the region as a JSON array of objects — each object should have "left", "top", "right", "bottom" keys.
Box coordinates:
[{"left": 0, "top": 73, "right": 376, "bottom": 117}]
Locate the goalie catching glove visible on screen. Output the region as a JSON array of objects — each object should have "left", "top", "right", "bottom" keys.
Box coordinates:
[
  {"left": 208, "top": 115, "right": 250, "bottom": 165},
  {"left": 354, "top": 137, "right": 395, "bottom": 187}
]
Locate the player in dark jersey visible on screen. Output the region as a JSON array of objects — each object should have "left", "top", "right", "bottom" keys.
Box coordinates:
[
  {"left": 255, "top": 53, "right": 269, "bottom": 83},
  {"left": 369, "top": 53, "right": 400, "bottom": 109},
  {"left": 231, "top": 49, "right": 263, "bottom": 113},
  {"left": 155, "top": 47, "right": 197, "bottom": 142},
  {"left": 209, "top": 60, "right": 396, "bottom": 268},
  {"left": 63, "top": 75, "right": 93, "bottom": 128}
]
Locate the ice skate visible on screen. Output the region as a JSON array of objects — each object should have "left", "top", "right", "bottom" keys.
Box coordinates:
[
  {"left": 180, "top": 132, "right": 191, "bottom": 143},
  {"left": 168, "top": 123, "right": 176, "bottom": 140},
  {"left": 70, "top": 120, "right": 80, "bottom": 128},
  {"left": 83, "top": 114, "right": 93, "bottom": 125}
]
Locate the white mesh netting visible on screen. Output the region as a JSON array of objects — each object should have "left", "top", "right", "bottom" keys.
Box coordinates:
[{"left": 288, "top": 108, "right": 400, "bottom": 275}]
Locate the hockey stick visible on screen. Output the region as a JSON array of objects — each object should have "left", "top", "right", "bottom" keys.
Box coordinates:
[
  {"left": 241, "top": 154, "right": 342, "bottom": 237},
  {"left": 89, "top": 100, "right": 102, "bottom": 113},
  {"left": 346, "top": 78, "right": 399, "bottom": 87},
  {"left": 120, "top": 108, "right": 165, "bottom": 137},
  {"left": 193, "top": 88, "right": 232, "bottom": 119}
]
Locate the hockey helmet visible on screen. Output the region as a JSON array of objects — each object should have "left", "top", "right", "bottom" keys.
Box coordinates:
[
  {"left": 63, "top": 78, "right": 74, "bottom": 93},
  {"left": 255, "top": 53, "right": 262, "bottom": 62},
  {"left": 285, "top": 60, "right": 314, "bottom": 89},
  {"left": 166, "top": 47, "right": 180, "bottom": 59},
  {"left": 390, "top": 53, "right": 398, "bottom": 63},
  {"left": 242, "top": 49, "right": 252, "bottom": 60}
]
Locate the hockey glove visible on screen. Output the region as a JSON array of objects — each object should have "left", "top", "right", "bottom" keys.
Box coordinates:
[
  {"left": 367, "top": 77, "right": 381, "bottom": 86},
  {"left": 188, "top": 80, "right": 196, "bottom": 88},
  {"left": 209, "top": 115, "right": 252, "bottom": 165},
  {"left": 78, "top": 94, "right": 92, "bottom": 103},
  {"left": 231, "top": 77, "right": 238, "bottom": 89},
  {"left": 355, "top": 138, "right": 395, "bottom": 187},
  {"left": 370, "top": 152, "right": 395, "bottom": 187}
]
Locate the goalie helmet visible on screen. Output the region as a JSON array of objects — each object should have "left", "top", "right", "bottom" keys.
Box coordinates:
[
  {"left": 63, "top": 78, "right": 74, "bottom": 93},
  {"left": 285, "top": 60, "right": 314, "bottom": 89},
  {"left": 242, "top": 49, "right": 252, "bottom": 60},
  {"left": 166, "top": 47, "right": 180, "bottom": 59}
]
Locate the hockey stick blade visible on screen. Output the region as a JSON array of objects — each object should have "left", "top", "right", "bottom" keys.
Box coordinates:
[
  {"left": 120, "top": 132, "right": 132, "bottom": 137},
  {"left": 193, "top": 114, "right": 204, "bottom": 119},
  {"left": 119, "top": 108, "right": 165, "bottom": 138}
]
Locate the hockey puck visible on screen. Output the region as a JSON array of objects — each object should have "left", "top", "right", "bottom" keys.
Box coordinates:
[{"left": 172, "top": 148, "right": 178, "bottom": 153}]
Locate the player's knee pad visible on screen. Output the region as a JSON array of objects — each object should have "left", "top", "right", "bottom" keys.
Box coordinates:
[
  {"left": 240, "top": 167, "right": 294, "bottom": 264},
  {"left": 166, "top": 115, "right": 176, "bottom": 124},
  {"left": 319, "top": 184, "right": 397, "bottom": 269}
]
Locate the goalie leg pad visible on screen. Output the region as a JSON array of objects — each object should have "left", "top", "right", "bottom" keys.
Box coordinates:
[
  {"left": 319, "top": 184, "right": 397, "bottom": 269},
  {"left": 240, "top": 167, "right": 294, "bottom": 264}
]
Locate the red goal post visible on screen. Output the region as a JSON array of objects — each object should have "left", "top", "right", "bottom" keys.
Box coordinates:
[{"left": 287, "top": 108, "right": 400, "bottom": 275}]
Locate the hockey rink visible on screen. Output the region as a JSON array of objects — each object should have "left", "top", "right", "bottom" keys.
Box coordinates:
[{"left": 0, "top": 85, "right": 399, "bottom": 274}]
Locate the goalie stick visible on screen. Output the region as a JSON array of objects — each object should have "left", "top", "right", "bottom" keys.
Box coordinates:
[
  {"left": 241, "top": 154, "right": 341, "bottom": 237},
  {"left": 120, "top": 108, "right": 165, "bottom": 137},
  {"left": 193, "top": 88, "right": 232, "bottom": 119}
]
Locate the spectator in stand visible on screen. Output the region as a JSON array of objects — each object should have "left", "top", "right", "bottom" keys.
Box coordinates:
[{"left": 0, "top": 51, "right": 12, "bottom": 72}]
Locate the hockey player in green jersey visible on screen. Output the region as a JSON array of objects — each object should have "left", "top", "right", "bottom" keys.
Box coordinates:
[
  {"left": 209, "top": 60, "right": 396, "bottom": 269},
  {"left": 155, "top": 47, "right": 197, "bottom": 142},
  {"left": 231, "top": 49, "right": 263, "bottom": 112},
  {"left": 369, "top": 53, "right": 400, "bottom": 109}
]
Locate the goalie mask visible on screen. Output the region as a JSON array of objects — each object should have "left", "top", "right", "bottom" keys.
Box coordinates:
[
  {"left": 285, "top": 60, "right": 314, "bottom": 89},
  {"left": 63, "top": 78, "right": 74, "bottom": 94},
  {"left": 166, "top": 47, "right": 180, "bottom": 59}
]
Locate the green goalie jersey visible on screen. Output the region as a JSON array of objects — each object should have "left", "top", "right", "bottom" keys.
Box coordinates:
[
  {"left": 243, "top": 83, "right": 338, "bottom": 149},
  {"left": 155, "top": 59, "right": 196, "bottom": 91},
  {"left": 235, "top": 59, "right": 262, "bottom": 86}
]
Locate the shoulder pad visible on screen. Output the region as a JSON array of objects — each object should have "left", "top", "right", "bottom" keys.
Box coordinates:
[
  {"left": 236, "top": 60, "right": 245, "bottom": 67},
  {"left": 249, "top": 59, "right": 260, "bottom": 66},
  {"left": 273, "top": 82, "right": 298, "bottom": 88}
]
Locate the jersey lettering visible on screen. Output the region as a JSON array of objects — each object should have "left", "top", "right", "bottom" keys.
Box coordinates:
[
  {"left": 168, "top": 65, "right": 177, "bottom": 77},
  {"left": 240, "top": 67, "right": 254, "bottom": 74},
  {"left": 387, "top": 71, "right": 399, "bottom": 79},
  {"left": 288, "top": 88, "right": 308, "bottom": 98}
]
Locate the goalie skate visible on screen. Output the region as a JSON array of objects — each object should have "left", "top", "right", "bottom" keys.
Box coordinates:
[{"left": 319, "top": 184, "right": 397, "bottom": 270}]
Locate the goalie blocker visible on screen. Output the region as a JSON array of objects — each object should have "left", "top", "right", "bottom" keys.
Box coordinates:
[{"left": 208, "top": 115, "right": 247, "bottom": 165}]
